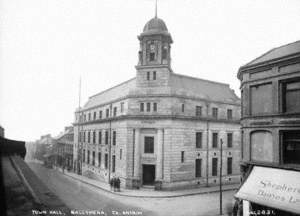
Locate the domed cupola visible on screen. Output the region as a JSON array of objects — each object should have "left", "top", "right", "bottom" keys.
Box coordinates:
[
  {"left": 137, "top": 15, "right": 173, "bottom": 67},
  {"left": 142, "top": 17, "right": 169, "bottom": 36}
]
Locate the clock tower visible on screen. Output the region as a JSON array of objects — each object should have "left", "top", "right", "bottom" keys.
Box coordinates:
[{"left": 136, "top": 15, "right": 173, "bottom": 88}]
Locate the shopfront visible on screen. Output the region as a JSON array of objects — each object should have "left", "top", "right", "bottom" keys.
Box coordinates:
[{"left": 235, "top": 166, "right": 300, "bottom": 216}]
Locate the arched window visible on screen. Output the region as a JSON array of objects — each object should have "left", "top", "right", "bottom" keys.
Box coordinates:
[{"left": 250, "top": 130, "right": 273, "bottom": 162}]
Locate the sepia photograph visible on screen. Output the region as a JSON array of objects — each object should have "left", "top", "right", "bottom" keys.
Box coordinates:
[{"left": 0, "top": 0, "right": 300, "bottom": 215}]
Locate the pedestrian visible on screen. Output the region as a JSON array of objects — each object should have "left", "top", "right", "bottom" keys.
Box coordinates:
[
  {"left": 109, "top": 178, "right": 113, "bottom": 191},
  {"left": 113, "top": 177, "right": 116, "bottom": 192},
  {"left": 116, "top": 177, "right": 120, "bottom": 192}
]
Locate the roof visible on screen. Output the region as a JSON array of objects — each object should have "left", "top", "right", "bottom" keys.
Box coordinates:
[
  {"left": 243, "top": 40, "right": 300, "bottom": 67},
  {"left": 140, "top": 17, "right": 172, "bottom": 40},
  {"left": 82, "top": 72, "right": 239, "bottom": 110},
  {"left": 170, "top": 74, "right": 240, "bottom": 104},
  {"left": 83, "top": 78, "right": 136, "bottom": 109},
  {"left": 143, "top": 17, "right": 168, "bottom": 33}
]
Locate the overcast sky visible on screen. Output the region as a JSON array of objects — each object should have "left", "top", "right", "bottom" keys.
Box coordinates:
[{"left": 1, "top": 0, "right": 300, "bottom": 141}]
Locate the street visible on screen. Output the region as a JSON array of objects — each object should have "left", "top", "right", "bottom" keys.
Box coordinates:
[{"left": 28, "top": 162, "right": 236, "bottom": 216}]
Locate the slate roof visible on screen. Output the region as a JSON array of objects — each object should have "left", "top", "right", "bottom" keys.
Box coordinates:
[
  {"left": 170, "top": 74, "right": 240, "bottom": 104},
  {"left": 83, "top": 78, "right": 136, "bottom": 109},
  {"left": 244, "top": 40, "right": 300, "bottom": 67},
  {"left": 82, "top": 73, "right": 239, "bottom": 110}
]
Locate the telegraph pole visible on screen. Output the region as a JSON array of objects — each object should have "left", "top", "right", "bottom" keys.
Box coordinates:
[
  {"left": 77, "top": 76, "right": 82, "bottom": 175},
  {"left": 220, "top": 138, "right": 223, "bottom": 215}
]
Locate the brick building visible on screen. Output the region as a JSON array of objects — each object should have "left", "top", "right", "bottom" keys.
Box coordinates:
[
  {"left": 235, "top": 40, "right": 300, "bottom": 215},
  {"left": 73, "top": 15, "right": 241, "bottom": 190}
]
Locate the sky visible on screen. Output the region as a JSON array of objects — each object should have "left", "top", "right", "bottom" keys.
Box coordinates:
[{"left": 0, "top": 0, "right": 300, "bottom": 142}]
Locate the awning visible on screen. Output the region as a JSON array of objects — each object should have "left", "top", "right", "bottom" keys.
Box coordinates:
[{"left": 235, "top": 166, "right": 300, "bottom": 214}]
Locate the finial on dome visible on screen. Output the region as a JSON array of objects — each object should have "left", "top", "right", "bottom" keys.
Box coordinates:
[{"left": 155, "top": 0, "right": 157, "bottom": 18}]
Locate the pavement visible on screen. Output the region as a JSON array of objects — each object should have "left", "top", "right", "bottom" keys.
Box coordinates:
[{"left": 61, "top": 168, "right": 239, "bottom": 198}]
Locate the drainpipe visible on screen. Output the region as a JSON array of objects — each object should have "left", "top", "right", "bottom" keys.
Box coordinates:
[{"left": 206, "top": 102, "right": 209, "bottom": 187}]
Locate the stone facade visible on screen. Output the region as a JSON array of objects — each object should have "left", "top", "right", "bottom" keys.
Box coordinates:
[{"left": 73, "top": 15, "right": 241, "bottom": 190}]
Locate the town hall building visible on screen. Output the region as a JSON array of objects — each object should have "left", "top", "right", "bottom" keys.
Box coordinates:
[{"left": 73, "top": 13, "right": 241, "bottom": 190}]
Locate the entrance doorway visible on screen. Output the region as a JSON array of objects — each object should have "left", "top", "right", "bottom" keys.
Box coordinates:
[{"left": 142, "top": 164, "right": 155, "bottom": 185}]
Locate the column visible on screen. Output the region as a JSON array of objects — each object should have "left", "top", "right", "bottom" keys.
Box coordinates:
[
  {"left": 133, "top": 128, "right": 140, "bottom": 178},
  {"left": 156, "top": 128, "right": 163, "bottom": 180}
]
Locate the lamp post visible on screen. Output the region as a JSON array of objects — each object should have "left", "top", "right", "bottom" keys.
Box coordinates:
[{"left": 220, "top": 138, "right": 223, "bottom": 215}]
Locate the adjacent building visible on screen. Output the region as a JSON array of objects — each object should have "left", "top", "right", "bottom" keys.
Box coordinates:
[
  {"left": 235, "top": 40, "right": 300, "bottom": 215},
  {"left": 73, "top": 14, "right": 241, "bottom": 190},
  {"left": 53, "top": 126, "right": 74, "bottom": 171},
  {"left": 0, "top": 125, "right": 4, "bottom": 137}
]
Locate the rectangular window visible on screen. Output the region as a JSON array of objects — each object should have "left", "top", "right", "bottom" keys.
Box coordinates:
[
  {"left": 112, "top": 155, "right": 116, "bottom": 173},
  {"left": 147, "top": 71, "right": 150, "bottom": 80},
  {"left": 83, "top": 131, "right": 86, "bottom": 142},
  {"left": 250, "top": 83, "right": 272, "bottom": 115},
  {"left": 227, "top": 109, "right": 233, "bottom": 120},
  {"left": 88, "top": 113, "right": 91, "bottom": 121},
  {"left": 105, "top": 154, "right": 108, "bottom": 169},
  {"left": 92, "top": 151, "right": 95, "bottom": 166},
  {"left": 98, "top": 131, "right": 102, "bottom": 144},
  {"left": 106, "top": 109, "right": 109, "bottom": 118},
  {"left": 182, "top": 104, "right": 185, "bottom": 112},
  {"left": 112, "top": 131, "right": 116, "bottom": 145},
  {"left": 121, "top": 102, "right": 124, "bottom": 113},
  {"left": 153, "top": 71, "right": 156, "bottom": 80},
  {"left": 195, "top": 159, "right": 202, "bottom": 177},
  {"left": 282, "top": 131, "right": 300, "bottom": 165},
  {"left": 212, "top": 107, "right": 218, "bottom": 118},
  {"left": 88, "top": 131, "right": 90, "bottom": 143},
  {"left": 113, "top": 107, "right": 117, "bottom": 117},
  {"left": 227, "top": 133, "right": 233, "bottom": 148},
  {"left": 83, "top": 149, "right": 86, "bottom": 162},
  {"left": 181, "top": 151, "right": 185, "bottom": 163},
  {"left": 212, "top": 158, "right": 218, "bottom": 176},
  {"left": 212, "top": 133, "right": 218, "bottom": 148},
  {"left": 227, "top": 157, "right": 232, "bottom": 175},
  {"left": 120, "top": 149, "right": 122, "bottom": 160},
  {"left": 146, "top": 102, "right": 151, "bottom": 112},
  {"left": 98, "top": 152, "right": 101, "bottom": 167},
  {"left": 144, "top": 136, "right": 154, "bottom": 153},
  {"left": 140, "top": 103, "right": 144, "bottom": 112},
  {"left": 93, "top": 112, "right": 96, "bottom": 120},
  {"left": 196, "top": 106, "right": 202, "bottom": 116},
  {"left": 105, "top": 131, "right": 109, "bottom": 145},
  {"left": 196, "top": 132, "right": 202, "bottom": 148},
  {"left": 153, "top": 103, "right": 157, "bottom": 112},
  {"left": 93, "top": 131, "right": 96, "bottom": 144},
  {"left": 99, "top": 111, "right": 102, "bottom": 119},
  {"left": 87, "top": 150, "right": 90, "bottom": 164},
  {"left": 283, "top": 80, "right": 300, "bottom": 113}
]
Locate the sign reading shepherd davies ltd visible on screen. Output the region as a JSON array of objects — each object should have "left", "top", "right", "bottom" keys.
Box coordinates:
[{"left": 235, "top": 166, "right": 300, "bottom": 214}]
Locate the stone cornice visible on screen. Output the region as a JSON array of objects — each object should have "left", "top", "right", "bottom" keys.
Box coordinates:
[
  {"left": 241, "top": 112, "right": 300, "bottom": 120},
  {"left": 73, "top": 114, "right": 240, "bottom": 126},
  {"left": 76, "top": 93, "right": 240, "bottom": 113}
]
